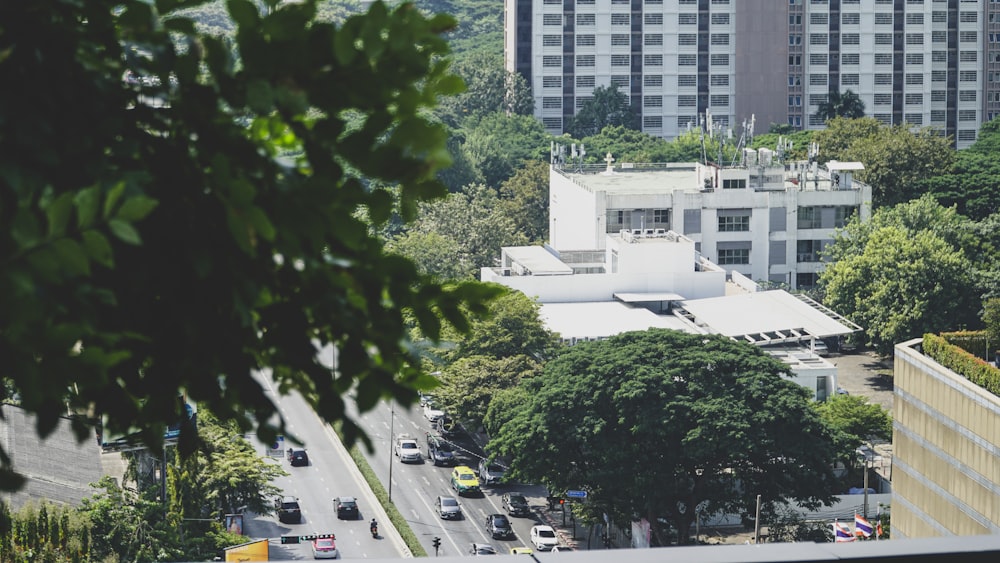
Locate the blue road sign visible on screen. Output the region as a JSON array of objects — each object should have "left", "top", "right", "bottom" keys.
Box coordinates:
[{"left": 566, "top": 489, "right": 587, "bottom": 499}]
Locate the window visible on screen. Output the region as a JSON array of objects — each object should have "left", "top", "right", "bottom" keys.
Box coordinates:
[
  {"left": 874, "top": 113, "right": 892, "bottom": 125},
  {"left": 905, "top": 93, "right": 923, "bottom": 104},
  {"left": 711, "top": 94, "right": 729, "bottom": 106},
  {"left": 931, "top": 90, "right": 946, "bottom": 102},
  {"left": 842, "top": 53, "right": 859, "bottom": 65},
  {"left": 678, "top": 13, "right": 697, "bottom": 25},
  {"left": 711, "top": 74, "right": 729, "bottom": 86},
  {"left": 906, "top": 73, "right": 924, "bottom": 85},
  {"left": 842, "top": 13, "right": 860, "bottom": 25},
  {"left": 718, "top": 249, "right": 749, "bottom": 265},
  {"left": 842, "top": 74, "right": 859, "bottom": 85},
  {"left": 875, "top": 33, "right": 893, "bottom": 45},
  {"left": 811, "top": 13, "right": 829, "bottom": 25},
  {"left": 678, "top": 54, "right": 697, "bottom": 66},
  {"left": 679, "top": 34, "right": 697, "bottom": 46},
  {"left": 612, "top": 34, "right": 630, "bottom": 46},
  {"left": 542, "top": 97, "right": 561, "bottom": 109},
  {"left": 810, "top": 74, "right": 828, "bottom": 86},
  {"left": 789, "top": 54, "right": 801, "bottom": 65},
  {"left": 711, "top": 34, "right": 730, "bottom": 46},
  {"left": 576, "top": 55, "right": 595, "bottom": 67},
  {"left": 611, "top": 14, "right": 630, "bottom": 26},
  {"left": 678, "top": 75, "right": 697, "bottom": 87},
  {"left": 645, "top": 54, "right": 663, "bottom": 66},
  {"left": 932, "top": 51, "right": 947, "bottom": 63},
  {"left": 875, "top": 73, "right": 893, "bottom": 85},
  {"left": 809, "top": 93, "right": 828, "bottom": 106},
  {"left": 644, "top": 75, "right": 662, "bottom": 87},
  {"left": 643, "top": 116, "right": 663, "bottom": 128},
  {"left": 796, "top": 240, "right": 823, "bottom": 262},
  {"left": 960, "top": 51, "right": 978, "bottom": 62},
  {"left": 544, "top": 14, "right": 562, "bottom": 26},
  {"left": 722, "top": 179, "right": 747, "bottom": 190},
  {"left": 678, "top": 95, "right": 697, "bottom": 107},
  {"left": 959, "top": 90, "right": 977, "bottom": 102},
  {"left": 842, "top": 34, "right": 860, "bottom": 45},
  {"left": 544, "top": 56, "right": 562, "bottom": 67},
  {"left": 678, "top": 115, "right": 697, "bottom": 128},
  {"left": 933, "top": 31, "right": 947, "bottom": 43},
  {"left": 960, "top": 70, "right": 978, "bottom": 82},
  {"left": 576, "top": 97, "right": 592, "bottom": 108},
  {"left": 611, "top": 76, "right": 630, "bottom": 88},
  {"left": 797, "top": 207, "right": 821, "bottom": 229},
  {"left": 810, "top": 53, "right": 828, "bottom": 65},
  {"left": 576, "top": 76, "right": 594, "bottom": 88},
  {"left": 809, "top": 114, "right": 826, "bottom": 126},
  {"left": 542, "top": 117, "right": 561, "bottom": 129},
  {"left": 959, "top": 109, "right": 977, "bottom": 121},
  {"left": 960, "top": 31, "right": 977, "bottom": 43},
  {"left": 611, "top": 54, "right": 630, "bottom": 66},
  {"left": 711, "top": 54, "right": 729, "bottom": 66},
  {"left": 718, "top": 214, "right": 750, "bottom": 232},
  {"left": 810, "top": 34, "right": 829, "bottom": 45},
  {"left": 712, "top": 13, "right": 730, "bottom": 25},
  {"left": 933, "top": 11, "right": 947, "bottom": 23},
  {"left": 958, "top": 130, "right": 977, "bottom": 141},
  {"left": 906, "top": 53, "right": 924, "bottom": 65},
  {"left": 932, "top": 70, "right": 947, "bottom": 82},
  {"left": 645, "top": 34, "right": 663, "bottom": 46},
  {"left": 645, "top": 13, "right": 663, "bottom": 25},
  {"left": 906, "top": 113, "right": 924, "bottom": 125},
  {"left": 576, "top": 14, "right": 595, "bottom": 26},
  {"left": 906, "top": 33, "right": 923, "bottom": 45},
  {"left": 575, "top": 35, "right": 594, "bottom": 47},
  {"left": 874, "top": 93, "right": 892, "bottom": 105},
  {"left": 644, "top": 96, "right": 663, "bottom": 108},
  {"left": 960, "top": 11, "right": 978, "bottom": 23},
  {"left": 544, "top": 76, "right": 562, "bottom": 88},
  {"left": 906, "top": 13, "right": 925, "bottom": 25},
  {"left": 875, "top": 13, "right": 893, "bottom": 25}
]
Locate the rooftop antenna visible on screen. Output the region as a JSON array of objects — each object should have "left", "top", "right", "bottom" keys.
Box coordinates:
[
  {"left": 731, "top": 114, "right": 756, "bottom": 167},
  {"left": 808, "top": 142, "right": 820, "bottom": 190},
  {"left": 570, "top": 143, "right": 586, "bottom": 172}
]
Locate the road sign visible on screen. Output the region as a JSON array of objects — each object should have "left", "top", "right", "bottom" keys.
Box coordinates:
[{"left": 566, "top": 490, "right": 587, "bottom": 499}]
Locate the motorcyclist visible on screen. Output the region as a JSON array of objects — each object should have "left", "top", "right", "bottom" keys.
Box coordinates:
[{"left": 370, "top": 518, "right": 378, "bottom": 537}]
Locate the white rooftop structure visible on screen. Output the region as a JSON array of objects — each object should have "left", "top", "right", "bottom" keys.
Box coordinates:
[
  {"left": 540, "top": 301, "right": 691, "bottom": 345},
  {"left": 676, "top": 290, "right": 860, "bottom": 345},
  {"left": 501, "top": 246, "right": 573, "bottom": 276}
]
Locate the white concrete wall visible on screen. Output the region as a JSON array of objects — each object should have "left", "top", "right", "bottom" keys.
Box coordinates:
[
  {"left": 550, "top": 169, "right": 601, "bottom": 250},
  {"left": 608, "top": 235, "right": 697, "bottom": 275},
  {"left": 481, "top": 268, "right": 726, "bottom": 304}
]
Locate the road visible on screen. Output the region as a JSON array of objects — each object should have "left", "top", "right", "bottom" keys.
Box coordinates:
[
  {"left": 242, "top": 371, "right": 408, "bottom": 560},
  {"left": 353, "top": 400, "right": 551, "bottom": 557}
]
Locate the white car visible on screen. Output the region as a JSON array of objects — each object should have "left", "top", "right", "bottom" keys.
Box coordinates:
[
  {"left": 530, "top": 525, "right": 559, "bottom": 551},
  {"left": 394, "top": 434, "right": 422, "bottom": 463},
  {"left": 423, "top": 404, "right": 445, "bottom": 423}
]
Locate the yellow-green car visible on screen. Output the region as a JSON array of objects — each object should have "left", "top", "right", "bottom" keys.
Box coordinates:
[{"left": 450, "top": 465, "right": 481, "bottom": 496}]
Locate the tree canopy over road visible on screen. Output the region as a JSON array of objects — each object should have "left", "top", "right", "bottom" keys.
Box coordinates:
[{"left": 486, "top": 329, "right": 842, "bottom": 546}]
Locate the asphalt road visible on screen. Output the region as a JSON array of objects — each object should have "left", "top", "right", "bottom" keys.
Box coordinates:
[{"left": 828, "top": 350, "right": 894, "bottom": 412}]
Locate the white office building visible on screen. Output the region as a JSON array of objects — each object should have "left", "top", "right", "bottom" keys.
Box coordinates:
[
  {"left": 547, "top": 153, "right": 872, "bottom": 290},
  {"left": 506, "top": 0, "right": 998, "bottom": 148}
]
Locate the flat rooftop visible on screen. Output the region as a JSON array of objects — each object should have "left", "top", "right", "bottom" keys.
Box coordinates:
[
  {"left": 561, "top": 167, "right": 697, "bottom": 194},
  {"left": 678, "top": 290, "right": 855, "bottom": 341},
  {"left": 503, "top": 246, "right": 573, "bottom": 275},
  {"left": 540, "top": 302, "right": 690, "bottom": 341}
]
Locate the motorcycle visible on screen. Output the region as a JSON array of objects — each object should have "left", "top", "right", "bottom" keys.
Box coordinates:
[{"left": 370, "top": 521, "right": 378, "bottom": 539}]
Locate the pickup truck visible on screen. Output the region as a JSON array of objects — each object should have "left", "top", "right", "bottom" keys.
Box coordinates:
[{"left": 394, "top": 434, "right": 422, "bottom": 463}]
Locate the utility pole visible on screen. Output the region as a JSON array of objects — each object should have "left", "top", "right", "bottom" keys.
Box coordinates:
[
  {"left": 388, "top": 403, "right": 395, "bottom": 502},
  {"left": 753, "top": 494, "right": 762, "bottom": 544}
]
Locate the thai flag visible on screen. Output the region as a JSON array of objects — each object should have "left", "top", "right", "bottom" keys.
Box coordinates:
[
  {"left": 855, "top": 514, "right": 873, "bottom": 538},
  {"left": 833, "top": 521, "right": 856, "bottom": 542}
]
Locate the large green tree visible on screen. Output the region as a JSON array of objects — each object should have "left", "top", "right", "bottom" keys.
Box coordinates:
[
  {"left": 821, "top": 225, "right": 975, "bottom": 356},
  {"left": 461, "top": 112, "right": 552, "bottom": 189},
  {"left": 498, "top": 160, "right": 550, "bottom": 244},
  {"left": 815, "top": 395, "right": 892, "bottom": 458},
  {"left": 0, "top": 0, "right": 500, "bottom": 491},
  {"left": 487, "top": 329, "right": 841, "bottom": 546},
  {"left": 436, "top": 51, "right": 534, "bottom": 128},
  {"left": 566, "top": 86, "right": 640, "bottom": 139}
]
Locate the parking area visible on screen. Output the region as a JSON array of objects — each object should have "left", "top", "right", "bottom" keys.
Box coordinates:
[{"left": 829, "top": 350, "right": 894, "bottom": 412}]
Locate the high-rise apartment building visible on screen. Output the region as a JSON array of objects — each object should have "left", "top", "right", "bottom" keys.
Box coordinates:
[{"left": 505, "top": 0, "right": 1000, "bottom": 148}]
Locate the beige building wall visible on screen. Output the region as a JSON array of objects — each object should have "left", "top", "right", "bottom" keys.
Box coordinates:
[{"left": 893, "top": 338, "right": 1000, "bottom": 538}]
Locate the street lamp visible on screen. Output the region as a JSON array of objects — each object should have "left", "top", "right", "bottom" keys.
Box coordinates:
[{"left": 694, "top": 468, "right": 705, "bottom": 544}]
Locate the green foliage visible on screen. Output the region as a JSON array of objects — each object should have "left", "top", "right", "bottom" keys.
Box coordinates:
[
  {"left": 436, "top": 52, "right": 533, "bottom": 128},
  {"left": 386, "top": 231, "right": 471, "bottom": 281},
  {"left": 437, "top": 354, "right": 541, "bottom": 429},
  {"left": 575, "top": 126, "right": 674, "bottom": 163},
  {"left": 461, "top": 113, "right": 553, "bottom": 188},
  {"left": 762, "top": 506, "right": 833, "bottom": 543},
  {"left": 812, "top": 118, "right": 955, "bottom": 207},
  {"left": 0, "top": 500, "right": 91, "bottom": 563},
  {"left": 815, "top": 395, "right": 892, "bottom": 461},
  {"left": 445, "top": 289, "right": 560, "bottom": 362},
  {"left": 923, "top": 334, "right": 1000, "bottom": 397},
  {"left": 920, "top": 150, "right": 1000, "bottom": 221},
  {"left": 983, "top": 300, "right": 1000, "bottom": 352},
  {"left": 488, "top": 330, "right": 840, "bottom": 546},
  {"left": 814, "top": 89, "right": 866, "bottom": 121},
  {"left": 566, "top": 86, "right": 640, "bottom": 139},
  {"left": 498, "top": 161, "right": 550, "bottom": 243},
  {"left": 0, "top": 0, "right": 502, "bottom": 490},
  {"left": 822, "top": 226, "right": 975, "bottom": 357},
  {"left": 752, "top": 129, "right": 814, "bottom": 161},
  {"left": 821, "top": 196, "right": 982, "bottom": 356}
]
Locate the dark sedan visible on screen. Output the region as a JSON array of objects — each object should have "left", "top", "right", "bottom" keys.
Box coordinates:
[{"left": 485, "top": 513, "right": 515, "bottom": 540}]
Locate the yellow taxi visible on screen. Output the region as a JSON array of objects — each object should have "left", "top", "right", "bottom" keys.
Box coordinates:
[
  {"left": 450, "top": 465, "right": 481, "bottom": 495},
  {"left": 510, "top": 547, "right": 534, "bottom": 555}
]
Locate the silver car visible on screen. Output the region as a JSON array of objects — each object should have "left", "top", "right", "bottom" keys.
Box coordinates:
[{"left": 436, "top": 495, "right": 462, "bottom": 520}]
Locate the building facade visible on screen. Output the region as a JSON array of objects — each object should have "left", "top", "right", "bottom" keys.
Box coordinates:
[
  {"left": 547, "top": 156, "right": 872, "bottom": 289},
  {"left": 506, "top": 0, "right": 1000, "bottom": 148},
  {"left": 892, "top": 338, "right": 1000, "bottom": 538}
]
